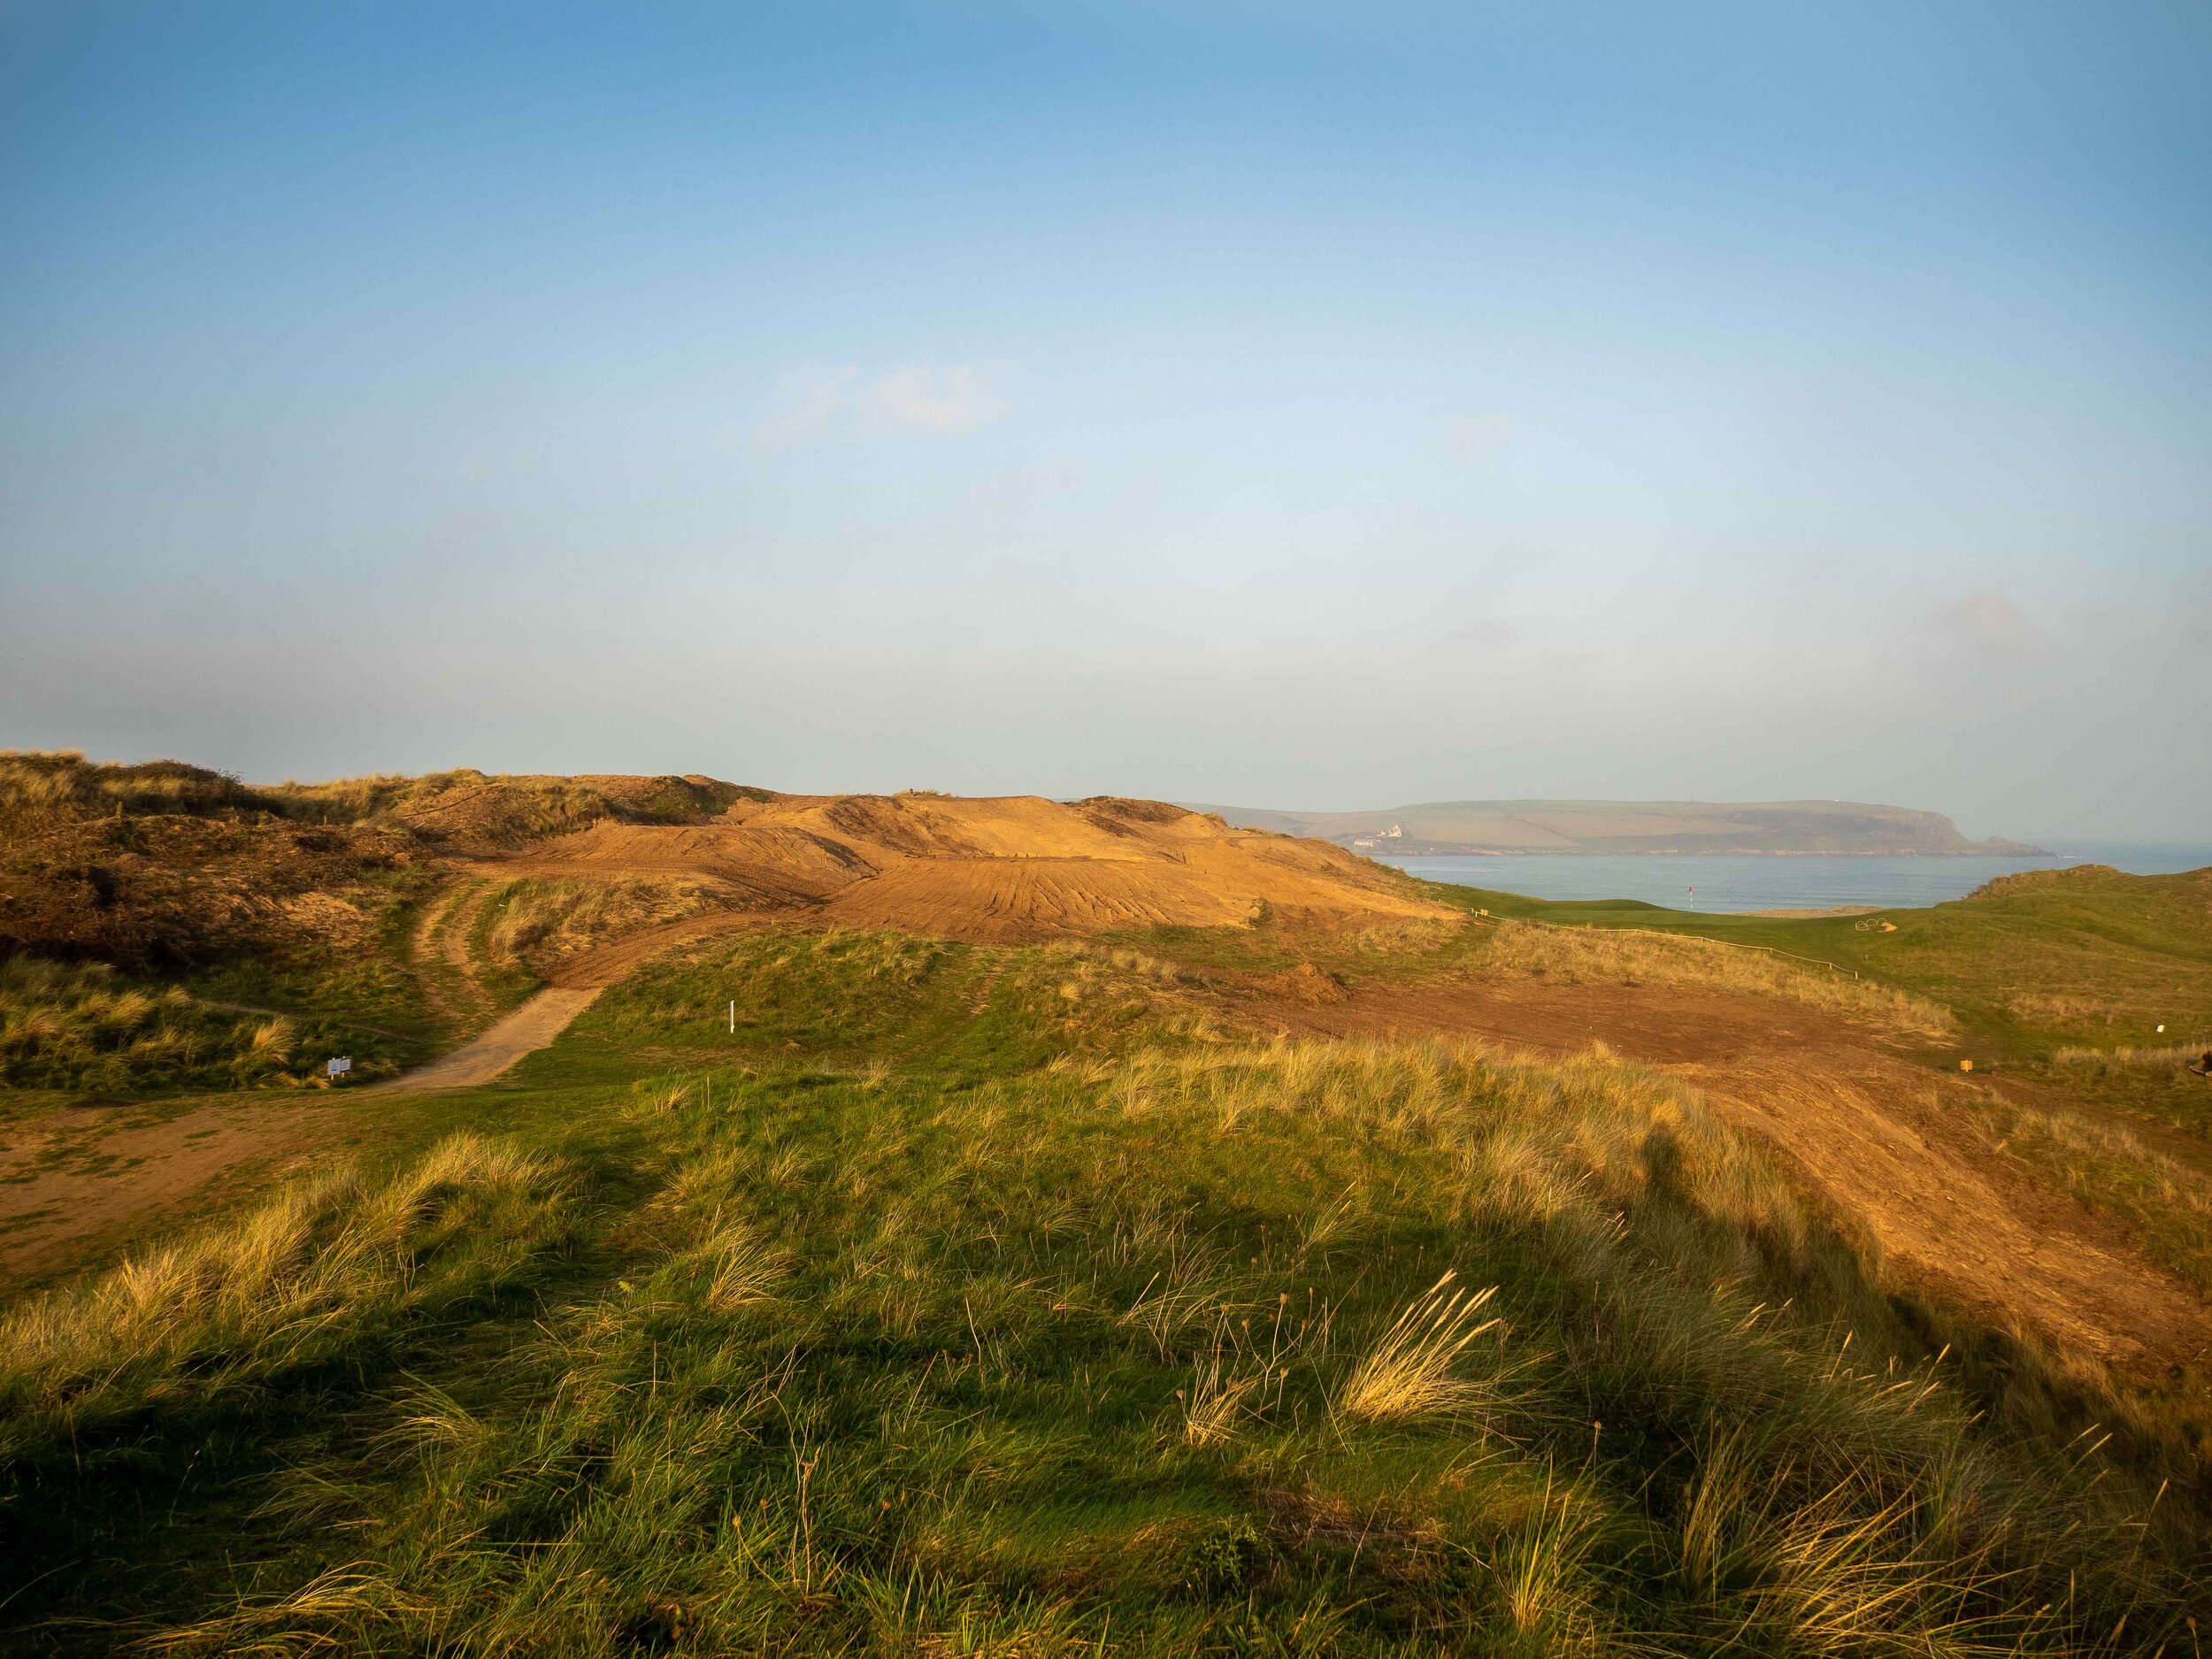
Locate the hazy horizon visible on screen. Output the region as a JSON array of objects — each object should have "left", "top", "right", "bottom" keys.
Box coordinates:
[{"left": 4, "top": 4, "right": 2206, "bottom": 841}]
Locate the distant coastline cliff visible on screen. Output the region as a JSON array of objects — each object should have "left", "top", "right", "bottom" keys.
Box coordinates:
[{"left": 1188, "top": 798, "right": 2049, "bottom": 857}]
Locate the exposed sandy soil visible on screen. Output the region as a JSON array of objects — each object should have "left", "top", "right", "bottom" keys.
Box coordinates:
[
  {"left": 461, "top": 792, "right": 1449, "bottom": 941},
  {"left": 1229, "top": 972, "right": 2212, "bottom": 1379},
  {"left": 1684, "top": 1053, "right": 2208, "bottom": 1376},
  {"left": 0, "top": 1098, "right": 335, "bottom": 1288},
  {"left": 375, "top": 987, "right": 605, "bottom": 1092}
]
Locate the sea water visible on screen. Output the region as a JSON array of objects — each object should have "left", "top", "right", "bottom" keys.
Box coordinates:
[{"left": 1379, "top": 843, "right": 2212, "bottom": 914}]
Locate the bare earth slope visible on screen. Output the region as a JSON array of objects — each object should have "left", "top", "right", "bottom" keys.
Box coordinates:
[
  {"left": 466, "top": 790, "right": 1452, "bottom": 942},
  {"left": 1230, "top": 972, "right": 2209, "bottom": 1379}
]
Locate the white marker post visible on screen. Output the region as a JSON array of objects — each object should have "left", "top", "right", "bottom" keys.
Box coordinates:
[{"left": 728, "top": 1000, "right": 734, "bottom": 1034}]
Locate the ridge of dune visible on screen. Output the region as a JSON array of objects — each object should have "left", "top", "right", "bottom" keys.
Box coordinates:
[{"left": 457, "top": 787, "right": 1451, "bottom": 941}]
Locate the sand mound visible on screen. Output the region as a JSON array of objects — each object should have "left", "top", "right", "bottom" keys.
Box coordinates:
[
  {"left": 456, "top": 788, "right": 1449, "bottom": 949},
  {"left": 1260, "top": 962, "right": 1350, "bottom": 1005}
]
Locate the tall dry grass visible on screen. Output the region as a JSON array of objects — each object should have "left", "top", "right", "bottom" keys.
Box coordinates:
[
  {"left": 267, "top": 768, "right": 751, "bottom": 840},
  {"left": 1333, "top": 1271, "right": 1502, "bottom": 1423},
  {"left": 475, "top": 876, "right": 726, "bottom": 979},
  {"left": 0, "top": 749, "right": 275, "bottom": 829},
  {"left": 1482, "top": 918, "right": 1955, "bottom": 1036},
  {"left": 0, "top": 952, "right": 298, "bottom": 1090},
  {"left": 0, "top": 1133, "right": 573, "bottom": 1463},
  {"left": 2052, "top": 1042, "right": 2212, "bottom": 1071}
]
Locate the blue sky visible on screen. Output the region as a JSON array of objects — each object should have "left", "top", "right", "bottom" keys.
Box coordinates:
[{"left": 3, "top": 2, "right": 2206, "bottom": 838}]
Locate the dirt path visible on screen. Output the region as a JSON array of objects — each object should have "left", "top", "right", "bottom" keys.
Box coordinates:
[
  {"left": 373, "top": 910, "right": 771, "bottom": 1091},
  {"left": 373, "top": 987, "right": 604, "bottom": 1092},
  {"left": 411, "top": 875, "right": 497, "bottom": 1029},
  {"left": 0, "top": 1099, "right": 335, "bottom": 1289},
  {"left": 1244, "top": 972, "right": 2212, "bottom": 1380}
]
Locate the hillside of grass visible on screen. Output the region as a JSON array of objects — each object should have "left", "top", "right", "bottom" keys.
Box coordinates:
[
  {"left": 267, "top": 766, "right": 763, "bottom": 850},
  {"left": 1417, "top": 864, "right": 2212, "bottom": 1056},
  {"left": 0, "top": 754, "right": 777, "bottom": 1092},
  {"left": 4, "top": 926, "right": 2204, "bottom": 1656}
]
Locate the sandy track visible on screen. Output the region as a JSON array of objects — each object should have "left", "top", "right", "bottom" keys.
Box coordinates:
[
  {"left": 1252, "top": 972, "right": 2212, "bottom": 1379},
  {"left": 0, "top": 1101, "right": 333, "bottom": 1288},
  {"left": 375, "top": 987, "right": 605, "bottom": 1092},
  {"left": 409, "top": 875, "right": 499, "bottom": 1030}
]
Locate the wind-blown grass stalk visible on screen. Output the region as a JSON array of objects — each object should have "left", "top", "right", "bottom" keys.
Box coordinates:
[{"left": 1334, "top": 1270, "right": 1501, "bottom": 1422}]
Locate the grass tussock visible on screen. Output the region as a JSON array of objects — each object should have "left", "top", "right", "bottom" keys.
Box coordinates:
[
  {"left": 0, "top": 952, "right": 301, "bottom": 1091},
  {"left": 0, "top": 1133, "right": 572, "bottom": 1464},
  {"left": 1483, "top": 917, "right": 1955, "bottom": 1036},
  {"left": 475, "top": 875, "right": 726, "bottom": 982},
  {"left": 1333, "top": 1270, "right": 1502, "bottom": 1423}
]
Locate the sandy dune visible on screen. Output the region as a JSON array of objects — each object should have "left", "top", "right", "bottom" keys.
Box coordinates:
[{"left": 471, "top": 792, "right": 1452, "bottom": 941}]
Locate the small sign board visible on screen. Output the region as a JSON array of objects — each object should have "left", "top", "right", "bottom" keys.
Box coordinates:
[{"left": 326, "top": 1056, "right": 352, "bottom": 1079}]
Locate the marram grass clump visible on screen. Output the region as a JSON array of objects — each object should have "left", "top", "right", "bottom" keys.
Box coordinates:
[
  {"left": 1333, "top": 1270, "right": 1502, "bottom": 1424},
  {"left": 0, "top": 952, "right": 301, "bottom": 1091},
  {"left": 0, "top": 1133, "right": 574, "bottom": 1464}
]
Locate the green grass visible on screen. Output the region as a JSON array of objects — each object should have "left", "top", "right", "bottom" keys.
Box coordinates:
[
  {"left": 3, "top": 926, "right": 2202, "bottom": 1656},
  {"left": 1415, "top": 864, "right": 2212, "bottom": 1057},
  {"left": 578, "top": 928, "right": 1211, "bottom": 1084},
  {"left": 175, "top": 876, "right": 450, "bottom": 1081}
]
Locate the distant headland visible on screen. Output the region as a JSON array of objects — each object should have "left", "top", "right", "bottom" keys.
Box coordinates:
[{"left": 1188, "top": 798, "right": 2050, "bottom": 857}]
